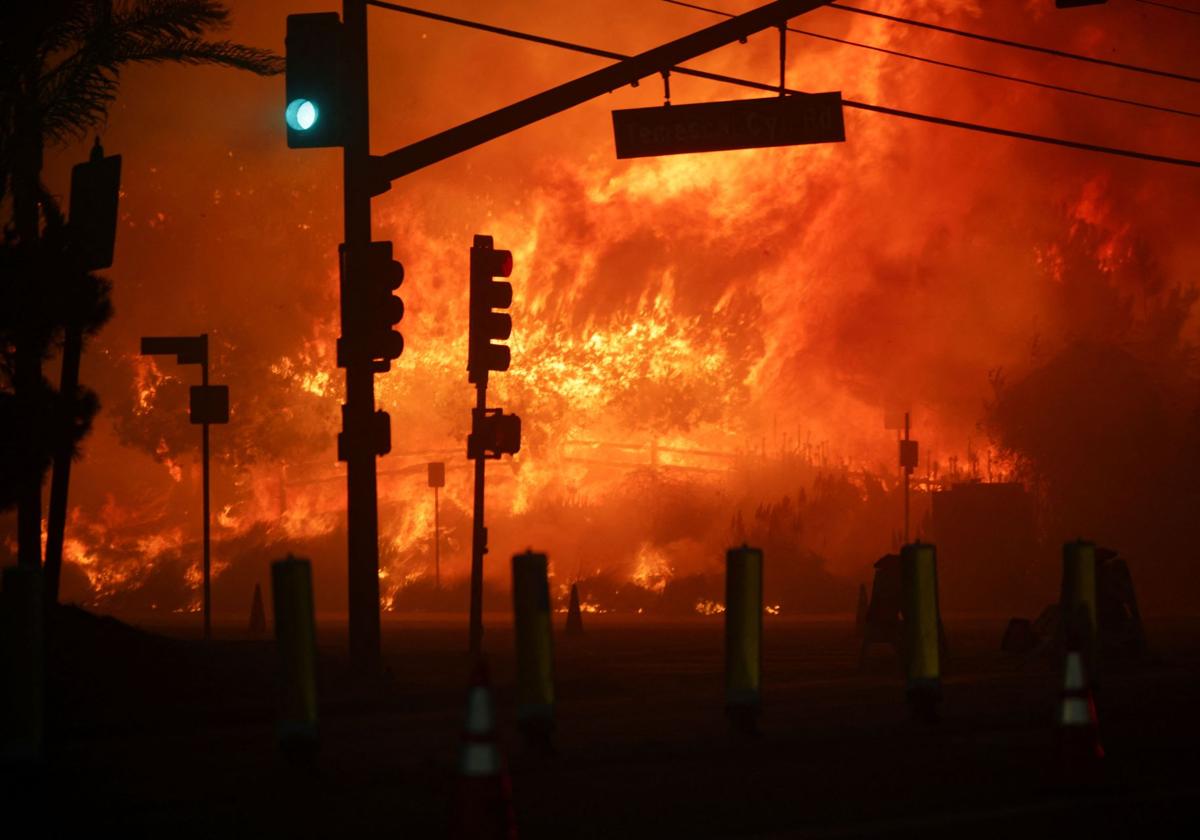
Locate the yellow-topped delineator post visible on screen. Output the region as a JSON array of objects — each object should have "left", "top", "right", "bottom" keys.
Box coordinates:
[
  {"left": 1, "top": 565, "right": 44, "bottom": 762},
  {"left": 901, "top": 542, "right": 941, "bottom": 722},
  {"left": 512, "top": 550, "right": 555, "bottom": 747},
  {"left": 725, "top": 545, "right": 763, "bottom": 732},
  {"left": 272, "top": 554, "right": 318, "bottom": 758},
  {"left": 1060, "top": 539, "right": 1098, "bottom": 675}
]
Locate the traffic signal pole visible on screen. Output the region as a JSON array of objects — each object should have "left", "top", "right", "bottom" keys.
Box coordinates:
[
  {"left": 466, "top": 236, "right": 519, "bottom": 656},
  {"left": 342, "top": 0, "right": 382, "bottom": 669},
  {"left": 469, "top": 378, "right": 487, "bottom": 656},
  {"left": 292, "top": 0, "right": 831, "bottom": 669}
]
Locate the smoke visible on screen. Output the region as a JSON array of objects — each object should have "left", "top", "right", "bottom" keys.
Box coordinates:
[{"left": 6, "top": 0, "right": 1200, "bottom": 616}]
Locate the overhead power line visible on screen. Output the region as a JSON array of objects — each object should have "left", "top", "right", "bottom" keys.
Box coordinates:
[
  {"left": 827, "top": 2, "right": 1200, "bottom": 85},
  {"left": 1136, "top": 0, "right": 1200, "bottom": 16},
  {"left": 664, "top": 0, "right": 1200, "bottom": 120},
  {"left": 365, "top": 1, "right": 1200, "bottom": 170}
]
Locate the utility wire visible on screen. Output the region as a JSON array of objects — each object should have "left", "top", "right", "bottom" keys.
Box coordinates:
[
  {"left": 1136, "top": 0, "right": 1200, "bottom": 16},
  {"left": 826, "top": 2, "right": 1200, "bottom": 84},
  {"left": 365, "top": 1, "right": 1200, "bottom": 170},
  {"left": 664, "top": 0, "right": 1200, "bottom": 120}
]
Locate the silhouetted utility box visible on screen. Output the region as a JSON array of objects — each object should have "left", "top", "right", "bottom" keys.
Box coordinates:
[
  {"left": 189, "top": 385, "right": 229, "bottom": 425},
  {"left": 427, "top": 462, "right": 445, "bottom": 488},
  {"left": 932, "top": 482, "right": 1037, "bottom": 614}
]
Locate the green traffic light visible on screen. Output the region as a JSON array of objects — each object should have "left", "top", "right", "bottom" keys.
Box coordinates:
[{"left": 285, "top": 98, "right": 318, "bottom": 131}]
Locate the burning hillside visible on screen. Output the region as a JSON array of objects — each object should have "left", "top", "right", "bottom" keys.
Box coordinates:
[{"left": 5, "top": 0, "right": 1200, "bottom": 617}]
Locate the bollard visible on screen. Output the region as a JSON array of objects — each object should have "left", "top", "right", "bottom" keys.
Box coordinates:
[
  {"left": 725, "top": 545, "right": 763, "bottom": 732},
  {"left": 271, "top": 555, "right": 318, "bottom": 758},
  {"left": 1, "top": 565, "right": 44, "bottom": 763},
  {"left": 1060, "top": 540, "right": 1098, "bottom": 674},
  {"left": 901, "top": 542, "right": 941, "bottom": 722},
  {"left": 512, "top": 550, "right": 555, "bottom": 747}
]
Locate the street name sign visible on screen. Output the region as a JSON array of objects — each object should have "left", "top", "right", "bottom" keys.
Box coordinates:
[{"left": 612, "top": 92, "right": 845, "bottom": 159}]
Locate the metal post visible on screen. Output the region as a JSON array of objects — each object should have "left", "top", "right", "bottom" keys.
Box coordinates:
[
  {"left": 201, "top": 340, "right": 211, "bottom": 641},
  {"left": 512, "top": 550, "right": 555, "bottom": 747},
  {"left": 725, "top": 545, "right": 764, "bottom": 733},
  {"left": 903, "top": 412, "right": 910, "bottom": 545},
  {"left": 434, "top": 484, "right": 441, "bottom": 589},
  {"left": 44, "top": 323, "right": 83, "bottom": 603},
  {"left": 272, "top": 554, "right": 319, "bottom": 756},
  {"left": 343, "top": 0, "right": 381, "bottom": 669},
  {"left": 469, "top": 380, "right": 487, "bottom": 656}
]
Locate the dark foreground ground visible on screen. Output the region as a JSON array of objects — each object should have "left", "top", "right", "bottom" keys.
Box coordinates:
[{"left": 4, "top": 611, "right": 1199, "bottom": 838}]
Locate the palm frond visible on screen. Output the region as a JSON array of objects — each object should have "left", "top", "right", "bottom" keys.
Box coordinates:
[
  {"left": 111, "top": 0, "right": 230, "bottom": 41},
  {"left": 113, "top": 36, "right": 283, "bottom": 75},
  {"left": 35, "top": 1, "right": 281, "bottom": 143},
  {"left": 39, "top": 61, "right": 120, "bottom": 143}
]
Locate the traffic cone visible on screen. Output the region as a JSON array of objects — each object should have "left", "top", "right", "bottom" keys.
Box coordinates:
[
  {"left": 249, "top": 582, "right": 267, "bottom": 636},
  {"left": 451, "top": 659, "right": 517, "bottom": 840},
  {"left": 854, "top": 583, "right": 868, "bottom": 639},
  {"left": 1057, "top": 646, "right": 1104, "bottom": 778},
  {"left": 565, "top": 583, "right": 584, "bottom": 637}
]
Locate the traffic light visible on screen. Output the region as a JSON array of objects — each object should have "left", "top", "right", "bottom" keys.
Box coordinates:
[
  {"left": 285, "top": 13, "right": 344, "bottom": 148},
  {"left": 68, "top": 138, "right": 121, "bottom": 271},
  {"left": 337, "top": 241, "right": 404, "bottom": 372},
  {"left": 338, "top": 407, "right": 391, "bottom": 460},
  {"left": 468, "top": 409, "right": 522, "bottom": 459},
  {"left": 468, "top": 235, "right": 514, "bottom": 384},
  {"left": 362, "top": 241, "right": 405, "bottom": 372}
]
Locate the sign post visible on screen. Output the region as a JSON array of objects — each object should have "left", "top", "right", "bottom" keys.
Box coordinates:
[
  {"left": 140, "top": 334, "right": 229, "bottom": 640},
  {"left": 428, "top": 462, "right": 445, "bottom": 588},
  {"left": 899, "top": 412, "right": 919, "bottom": 544}
]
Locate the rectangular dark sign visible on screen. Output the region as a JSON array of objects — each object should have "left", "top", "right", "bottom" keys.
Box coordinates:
[
  {"left": 190, "top": 385, "right": 230, "bottom": 425},
  {"left": 141, "top": 335, "right": 207, "bottom": 365},
  {"left": 612, "top": 93, "right": 844, "bottom": 159}
]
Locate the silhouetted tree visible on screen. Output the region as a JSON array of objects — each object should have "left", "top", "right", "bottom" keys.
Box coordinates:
[
  {"left": 0, "top": 2, "right": 281, "bottom": 593},
  {"left": 984, "top": 220, "right": 1200, "bottom": 607}
]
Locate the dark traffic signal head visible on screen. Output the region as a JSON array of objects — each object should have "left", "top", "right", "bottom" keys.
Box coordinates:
[
  {"left": 362, "top": 241, "right": 405, "bottom": 371},
  {"left": 468, "top": 234, "right": 514, "bottom": 384},
  {"left": 337, "top": 241, "right": 404, "bottom": 373},
  {"left": 468, "top": 409, "right": 522, "bottom": 460},
  {"left": 285, "top": 13, "right": 344, "bottom": 148}
]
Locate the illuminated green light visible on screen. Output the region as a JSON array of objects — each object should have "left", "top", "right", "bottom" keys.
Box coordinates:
[{"left": 286, "top": 99, "right": 318, "bottom": 131}]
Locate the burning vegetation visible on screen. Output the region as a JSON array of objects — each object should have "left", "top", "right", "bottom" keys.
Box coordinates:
[{"left": 4, "top": 1, "right": 1200, "bottom": 617}]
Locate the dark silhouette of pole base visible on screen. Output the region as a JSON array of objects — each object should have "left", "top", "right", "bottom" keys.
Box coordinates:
[
  {"left": 249, "top": 582, "right": 267, "bottom": 635},
  {"left": 341, "top": 0, "right": 382, "bottom": 672},
  {"left": 565, "top": 583, "right": 585, "bottom": 637},
  {"left": 469, "top": 381, "right": 488, "bottom": 656}
]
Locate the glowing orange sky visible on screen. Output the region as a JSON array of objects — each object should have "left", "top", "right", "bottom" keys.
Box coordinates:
[{"left": 6, "top": 0, "right": 1200, "bottom": 615}]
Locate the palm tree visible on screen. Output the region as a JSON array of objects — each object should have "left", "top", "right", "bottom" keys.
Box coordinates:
[{"left": 0, "top": 1, "right": 282, "bottom": 599}]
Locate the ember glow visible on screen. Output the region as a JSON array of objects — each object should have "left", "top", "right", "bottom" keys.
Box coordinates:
[{"left": 7, "top": 1, "right": 1200, "bottom": 617}]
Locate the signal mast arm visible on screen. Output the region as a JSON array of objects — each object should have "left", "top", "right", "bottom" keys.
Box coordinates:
[{"left": 370, "top": 0, "right": 832, "bottom": 182}]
